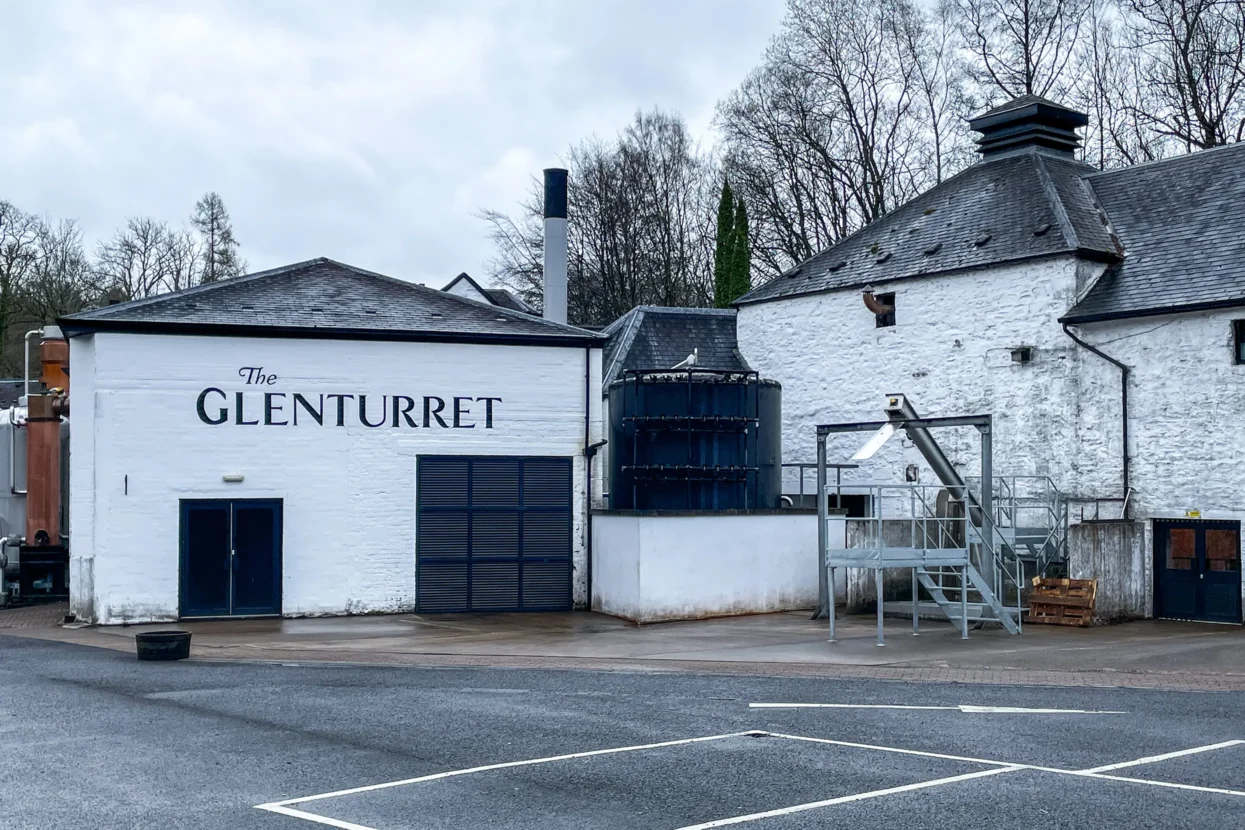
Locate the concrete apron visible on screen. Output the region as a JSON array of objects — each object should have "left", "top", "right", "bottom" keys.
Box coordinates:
[{"left": 4, "top": 604, "right": 1245, "bottom": 690}]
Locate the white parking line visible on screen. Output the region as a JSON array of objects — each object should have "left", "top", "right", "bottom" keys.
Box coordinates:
[
  {"left": 256, "top": 731, "right": 758, "bottom": 811},
  {"left": 254, "top": 731, "right": 1245, "bottom": 829},
  {"left": 1080, "top": 739, "right": 1245, "bottom": 774},
  {"left": 673, "top": 766, "right": 1025, "bottom": 829},
  {"left": 750, "top": 702, "right": 1126, "bottom": 714}
]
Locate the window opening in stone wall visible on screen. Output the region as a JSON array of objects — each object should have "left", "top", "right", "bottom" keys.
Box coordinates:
[
  {"left": 874, "top": 293, "right": 896, "bottom": 328},
  {"left": 1234, "top": 320, "right": 1245, "bottom": 365}
]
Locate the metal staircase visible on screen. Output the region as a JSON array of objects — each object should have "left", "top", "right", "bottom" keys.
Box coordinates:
[
  {"left": 827, "top": 483, "right": 1026, "bottom": 637},
  {"left": 815, "top": 394, "right": 1069, "bottom": 644}
]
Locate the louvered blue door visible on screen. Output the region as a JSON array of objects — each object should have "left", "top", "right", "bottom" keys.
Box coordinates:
[{"left": 416, "top": 457, "right": 572, "bottom": 612}]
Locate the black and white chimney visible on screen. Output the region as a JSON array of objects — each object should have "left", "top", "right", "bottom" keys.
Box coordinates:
[{"left": 542, "top": 167, "right": 568, "bottom": 325}]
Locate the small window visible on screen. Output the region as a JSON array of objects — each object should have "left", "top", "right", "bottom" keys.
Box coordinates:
[
  {"left": 874, "top": 292, "right": 896, "bottom": 328},
  {"left": 1235, "top": 320, "right": 1245, "bottom": 365}
]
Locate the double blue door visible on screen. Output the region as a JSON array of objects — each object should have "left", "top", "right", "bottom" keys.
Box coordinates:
[
  {"left": 180, "top": 499, "right": 283, "bottom": 618},
  {"left": 416, "top": 457, "right": 573, "bottom": 612},
  {"left": 1154, "top": 520, "right": 1241, "bottom": 623}
]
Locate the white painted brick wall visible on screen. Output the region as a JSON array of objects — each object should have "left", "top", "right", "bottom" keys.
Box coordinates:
[{"left": 69, "top": 332, "right": 602, "bottom": 624}]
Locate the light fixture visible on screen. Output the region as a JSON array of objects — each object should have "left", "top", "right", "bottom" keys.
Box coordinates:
[{"left": 222, "top": 474, "right": 245, "bottom": 483}]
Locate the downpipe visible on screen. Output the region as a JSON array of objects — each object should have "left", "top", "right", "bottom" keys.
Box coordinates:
[{"left": 1062, "top": 324, "right": 1130, "bottom": 516}]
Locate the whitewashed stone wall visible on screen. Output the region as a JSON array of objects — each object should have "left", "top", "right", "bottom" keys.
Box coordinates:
[
  {"left": 738, "top": 257, "right": 1120, "bottom": 499},
  {"left": 69, "top": 332, "right": 602, "bottom": 624},
  {"left": 739, "top": 258, "right": 1245, "bottom": 618}
]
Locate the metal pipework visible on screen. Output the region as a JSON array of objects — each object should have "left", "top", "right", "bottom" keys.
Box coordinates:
[
  {"left": 883, "top": 394, "right": 989, "bottom": 531},
  {"left": 22, "top": 329, "right": 41, "bottom": 398},
  {"left": 9, "top": 407, "right": 26, "bottom": 496}
]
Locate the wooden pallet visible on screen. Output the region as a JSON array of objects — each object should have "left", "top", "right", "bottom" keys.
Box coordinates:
[{"left": 1024, "top": 577, "right": 1096, "bottom": 627}]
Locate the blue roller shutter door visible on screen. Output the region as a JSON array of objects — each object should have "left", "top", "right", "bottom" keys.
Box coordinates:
[{"left": 417, "top": 457, "right": 572, "bottom": 612}]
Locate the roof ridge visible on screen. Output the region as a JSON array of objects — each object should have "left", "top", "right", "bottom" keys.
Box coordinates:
[
  {"left": 78, "top": 257, "right": 329, "bottom": 319},
  {"left": 1087, "top": 140, "right": 1245, "bottom": 179},
  {"left": 1031, "top": 153, "right": 1080, "bottom": 250},
  {"left": 634, "top": 305, "right": 736, "bottom": 316},
  {"left": 316, "top": 259, "right": 598, "bottom": 337}
]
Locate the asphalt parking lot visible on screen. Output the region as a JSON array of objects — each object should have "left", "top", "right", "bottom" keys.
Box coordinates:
[{"left": 4, "top": 634, "right": 1245, "bottom": 829}]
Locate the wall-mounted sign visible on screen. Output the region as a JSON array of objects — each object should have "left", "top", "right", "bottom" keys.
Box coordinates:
[{"left": 196, "top": 366, "right": 501, "bottom": 429}]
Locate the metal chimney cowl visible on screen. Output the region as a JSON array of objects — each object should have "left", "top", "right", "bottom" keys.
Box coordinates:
[{"left": 542, "top": 168, "right": 568, "bottom": 325}]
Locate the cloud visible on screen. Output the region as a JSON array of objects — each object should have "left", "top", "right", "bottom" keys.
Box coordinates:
[{"left": 0, "top": 0, "right": 783, "bottom": 287}]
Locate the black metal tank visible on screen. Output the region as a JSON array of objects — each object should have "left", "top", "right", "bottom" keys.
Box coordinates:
[{"left": 607, "top": 369, "right": 781, "bottom": 510}]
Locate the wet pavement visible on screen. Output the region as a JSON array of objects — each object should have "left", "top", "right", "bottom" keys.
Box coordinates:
[
  {"left": 3, "top": 634, "right": 1245, "bottom": 830},
  {"left": 5, "top": 603, "right": 1245, "bottom": 690}
]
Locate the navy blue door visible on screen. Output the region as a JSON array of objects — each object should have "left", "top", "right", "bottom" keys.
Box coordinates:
[
  {"left": 180, "top": 499, "right": 282, "bottom": 618},
  {"left": 1154, "top": 520, "right": 1241, "bottom": 623},
  {"left": 416, "top": 457, "right": 572, "bottom": 613}
]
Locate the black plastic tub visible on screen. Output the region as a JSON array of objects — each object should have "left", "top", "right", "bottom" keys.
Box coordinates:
[{"left": 135, "top": 630, "right": 192, "bottom": 661}]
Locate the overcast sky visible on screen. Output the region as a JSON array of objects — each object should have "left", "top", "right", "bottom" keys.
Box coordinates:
[{"left": 0, "top": 0, "right": 785, "bottom": 286}]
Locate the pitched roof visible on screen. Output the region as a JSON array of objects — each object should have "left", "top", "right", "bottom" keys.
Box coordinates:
[
  {"left": 736, "top": 149, "right": 1119, "bottom": 306},
  {"left": 1063, "top": 142, "right": 1245, "bottom": 323},
  {"left": 442, "top": 272, "right": 536, "bottom": 314},
  {"left": 603, "top": 306, "right": 748, "bottom": 388},
  {"left": 61, "top": 258, "right": 600, "bottom": 346}
]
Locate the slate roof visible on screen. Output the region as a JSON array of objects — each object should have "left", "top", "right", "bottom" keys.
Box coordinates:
[
  {"left": 442, "top": 272, "right": 536, "bottom": 314},
  {"left": 736, "top": 148, "right": 1119, "bottom": 306},
  {"left": 61, "top": 258, "right": 600, "bottom": 346},
  {"left": 1064, "top": 141, "right": 1245, "bottom": 322},
  {"left": 602, "top": 306, "right": 749, "bottom": 388}
]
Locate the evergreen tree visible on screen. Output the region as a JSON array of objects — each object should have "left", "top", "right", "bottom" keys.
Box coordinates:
[
  {"left": 191, "top": 192, "right": 243, "bottom": 283},
  {"left": 712, "top": 179, "right": 736, "bottom": 308},
  {"left": 729, "top": 197, "right": 751, "bottom": 303}
]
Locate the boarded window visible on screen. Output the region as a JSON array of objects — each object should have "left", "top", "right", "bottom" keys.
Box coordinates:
[
  {"left": 1206, "top": 528, "right": 1240, "bottom": 573},
  {"left": 1167, "top": 528, "right": 1195, "bottom": 570}
]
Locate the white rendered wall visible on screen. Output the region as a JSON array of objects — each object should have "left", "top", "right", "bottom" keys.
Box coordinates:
[
  {"left": 69, "top": 332, "right": 602, "bottom": 624},
  {"left": 590, "top": 512, "right": 837, "bottom": 623}
]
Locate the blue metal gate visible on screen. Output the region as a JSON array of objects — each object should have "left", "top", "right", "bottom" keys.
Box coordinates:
[
  {"left": 416, "top": 457, "right": 572, "bottom": 613},
  {"left": 179, "top": 499, "right": 283, "bottom": 618}
]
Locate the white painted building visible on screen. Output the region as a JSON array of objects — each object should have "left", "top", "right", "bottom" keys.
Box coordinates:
[
  {"left": 61, "top": 259, "right": 603, "bottom": 624},
  {"left": 734, "top": 95, "right": 1245, "bottom": 623}
]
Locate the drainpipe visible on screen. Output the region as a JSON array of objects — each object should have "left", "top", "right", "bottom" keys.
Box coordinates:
[{"left": 1062, "top": 324, "right": 1130, "bottom": 515}]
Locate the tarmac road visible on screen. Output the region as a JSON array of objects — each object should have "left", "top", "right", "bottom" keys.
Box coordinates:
[{"left": 3, "top": 634, "right": 1244, "bottom": 829}]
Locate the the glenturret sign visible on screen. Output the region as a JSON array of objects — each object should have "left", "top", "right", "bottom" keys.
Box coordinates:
[{"left": 196, "top": 366, "right": 501, "bottom": 429}]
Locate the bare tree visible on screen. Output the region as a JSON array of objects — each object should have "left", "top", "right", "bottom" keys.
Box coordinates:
[
  {"left": 481, "top": 110, "right": 717, "bottom": 327},
  {"left": 94, "top": 217, "right": 175, "bottom": 301},
  {"left": 162, "top": 228, "right": 204, "bottom": 292},
  {"left": 0, "top": 202, "right": 40, "bottom": 366},
  {"left": 955, "top": 0, "right": 1093, "bottom": 99},
  {"left": 23, "top": 218, "right": 99, "bottom": 324},
  {"left": 1124, "top": 0, "right": 1245, "bottom": 148},
  {"left": 717, "top": 0, "right": 972, "bottom": 281}
]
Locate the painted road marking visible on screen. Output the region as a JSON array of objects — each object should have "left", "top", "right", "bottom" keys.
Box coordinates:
[
  {"left": 750, "top": 702, "right": 1127, "bottom": 714},
  {"left": 1080, "top": 739, "right": 1245, "bottom": 773},
  {"left": 255, "top": 732, "right": 1245, "bottom": 829},
  {"left": 254, "top": 731, "right": 761, "bottom": 829},
  {"left": 673, "top": 766, "right": 1025, "bottom": 829}
]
